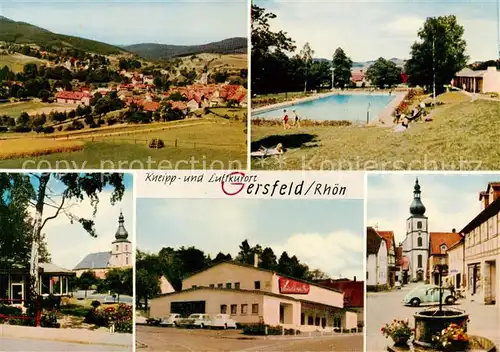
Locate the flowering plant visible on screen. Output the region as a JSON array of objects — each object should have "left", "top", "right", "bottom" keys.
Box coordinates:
[
  {"left": 381, "top": 319, "right": 414, "bottom": 342},
  {"left": 432, "top": 323, "right": 469, "bottom": 350}
]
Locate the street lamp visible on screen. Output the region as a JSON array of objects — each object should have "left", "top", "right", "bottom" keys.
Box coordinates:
[{"left": 330, "top": 67, "right": 335, "bottom": 90}]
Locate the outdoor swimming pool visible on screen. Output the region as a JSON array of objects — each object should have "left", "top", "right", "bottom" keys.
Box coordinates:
[{"left": 252, "top": 93, "right": 395, "bottom": 122}]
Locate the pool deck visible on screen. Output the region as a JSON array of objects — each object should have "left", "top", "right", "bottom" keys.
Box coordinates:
[{"left": 252, "top": 90, "right": 407, "bottom": 125}]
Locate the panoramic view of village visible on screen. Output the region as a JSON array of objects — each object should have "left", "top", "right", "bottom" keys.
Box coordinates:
[
  {"left": 251, "top": 0, "right": 500, "bottom": 170},
  {"left": 0, "top": 172, "right": 134, "bottom": 351},
  {"left": 134, "top": 198, "right": 364, "bottom": 351},
  {"left": 0, "top": 1, "right": 248, "bottom": 169},
  {"left": 366, "top": 174, "right": 500, "bottom": 351}
]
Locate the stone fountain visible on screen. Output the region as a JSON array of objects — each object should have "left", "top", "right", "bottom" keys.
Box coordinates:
[{"left": 388, "top": 261, "right": 496, "bottom": 352}]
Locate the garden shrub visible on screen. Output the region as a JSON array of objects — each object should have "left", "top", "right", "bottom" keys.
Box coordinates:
[
  {"left": 0, "top": 305, "right": 22, "bottom": 316},
  {"left": 91, "top": 300, "right": 101, "bottom": 309}
]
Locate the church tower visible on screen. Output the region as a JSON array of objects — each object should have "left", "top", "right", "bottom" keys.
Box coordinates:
[
  {"left": 109, "top": 211, "right": 132, "bottom": 268},
  {"left": 402, "top": 178, "right": 429, "bottom": 282}
]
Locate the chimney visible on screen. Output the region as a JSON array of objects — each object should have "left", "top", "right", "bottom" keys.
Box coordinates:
[
  {"left": 354, "top": 276, "right": 356, "bottom": 282},
  {"left": 253, "top": 253, "right": 259, "bottom": 268},
  {"left": 452, "top": 228, "right": 456, "bottom": 233}
]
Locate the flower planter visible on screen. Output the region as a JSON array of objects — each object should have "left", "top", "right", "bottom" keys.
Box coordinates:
[
  {"left": 392, "top": 336, "right": 410, "bottom": 346},
  {"left": 413, "top": 308, "right": 468, "bottom": 348}
]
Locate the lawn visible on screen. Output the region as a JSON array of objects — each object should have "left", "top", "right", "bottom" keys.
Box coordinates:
[
  {"left": 0, "top": 53, "right": 48, "bottom": 72},
  {"left": 251, "top": 95, "right": 500, "bottom": 170},
  {"left": 0, "top": 119, "right": 247, "bottom": 169},
  {"left": 0, "top": 101, "right": 71, "bottom": 117}
]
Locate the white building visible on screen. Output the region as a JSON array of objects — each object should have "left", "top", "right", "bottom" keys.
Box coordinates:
[
  {"left": 150, "top": 261, "right": 357, "bottom": 332},
  {"left": 461, "top": 182, "right": 500, "bottom": 305},
  {"left": 73, "top": 212, "right": 132, "bottom": 279},
  {"left": 447, "top": 238, "right": 465, "bottom": 290},
  {"left": 454, "top": 67, "right": 500, "bottom": 94},
  {"left": 367, "top": 227, "right": 388, "bottom": 289},
  {"left": 401, "top": 179, "right": 429, "bottom": 282}
]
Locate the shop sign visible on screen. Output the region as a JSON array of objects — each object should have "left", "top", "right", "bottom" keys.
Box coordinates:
[{"left": 278, "top": 277, "right": 310, "bottom": 294}]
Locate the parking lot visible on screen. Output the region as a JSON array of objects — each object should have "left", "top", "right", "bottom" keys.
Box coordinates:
[{"left": 136, "top": 325, "right": 363, "bottom": 351}]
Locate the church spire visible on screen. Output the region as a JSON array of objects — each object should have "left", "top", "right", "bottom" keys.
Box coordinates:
[
  {"left": 410, "top": 178, "right": 426, "bottom": 215},
  {"left": 114, "top": 211, "right": 129, "bottom": 241}
]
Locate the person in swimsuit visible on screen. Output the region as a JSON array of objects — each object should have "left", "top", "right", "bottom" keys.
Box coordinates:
[
  {"left": 283, "top": 109, "right": 290, "bottom": 129},
  {"left": 293, "top": 110, "right": 300, "bottom": 128}
]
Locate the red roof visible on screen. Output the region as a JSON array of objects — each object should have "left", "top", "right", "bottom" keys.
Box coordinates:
[
  {"left": 429, "top": 232, "right": 463, "bottom": 255},
  {"left": 55, "top": 91, "right": 89, "bottom": 100},
  {"left": 351, "top": 71, "right": 365, "bottom": 82},
  {"left": 170, "top": 101, "right": 187, "bottom": 110},
  {"left": 143, "top": 101, "right": 160, "bottom": 112},
  {"left": 377, "top": 231, "right": 395, "bottom": 252},
  {"left": 316, "top": 279, "right": 364, "bottom": 307}
]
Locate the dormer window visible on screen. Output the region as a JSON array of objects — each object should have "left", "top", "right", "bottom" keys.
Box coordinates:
[{"left": 440, "top": 244, "right": 447, "bottom": 253}]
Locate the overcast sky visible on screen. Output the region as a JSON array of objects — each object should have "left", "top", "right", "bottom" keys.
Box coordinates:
[
  {"left": 29, "top": 173, "right": 134, "bottom": 270},
  {"left": 256, "top": 0, "right": 498, "bottom": 62},
  {"left": 367, "top": 173, "right": 497, "bottom": 245},
  {"left": 137, "top": 198, "right": 364, "bottom": 280},
  {"left": 1, "top": 0, "right": 248, "bottom": 46}
]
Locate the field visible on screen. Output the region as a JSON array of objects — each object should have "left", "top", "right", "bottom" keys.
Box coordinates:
[
  {"left": 0, "top": 101, "right": 74, "bottom": 117},
  {"left": 0, "top": 53, "right": 48, "bottom": 72},
  {"left": 180, "top": 53, "right": 247, "bottom": 72},
  {"left": 251, "top": 92, "right": 500, "bottom": 170},
  {"left": 0, "top": 109, "right": 247, "bottom": 169}
]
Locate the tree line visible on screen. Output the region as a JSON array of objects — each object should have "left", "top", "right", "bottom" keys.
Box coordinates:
[
  {"left": 251, "top": 4, "right": 471, "bottom": 95},
  {"left": 136, "top": 239, "right": 330, "bottom": 309}
]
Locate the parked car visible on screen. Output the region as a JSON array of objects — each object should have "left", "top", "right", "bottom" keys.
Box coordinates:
[
  {"left": 135, "top": 312, "right": 148, "bottom": 325},
  {"left": 403, "top": 284, "right": 455, "bottom": 307},
  {"left": 160, "top": 313, "right": 182, "bottom": 327},
  {"left": 178, "top": 314, "right": 212, "bottom": 328},
  {"left": 208, "top": 314, "right": 237, "bottom": 329}
]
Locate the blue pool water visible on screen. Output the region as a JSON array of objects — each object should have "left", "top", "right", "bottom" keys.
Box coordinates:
[{"left": 252, "top": 93, "right": 395, "bottom": 122}]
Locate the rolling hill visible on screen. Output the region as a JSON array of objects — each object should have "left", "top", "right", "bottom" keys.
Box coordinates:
[
  {"left": 123, "top": 37, "right": 247, "bottom": 61},
  {"left": 0, "top": 16, "right": 124, "bottom": 55}
]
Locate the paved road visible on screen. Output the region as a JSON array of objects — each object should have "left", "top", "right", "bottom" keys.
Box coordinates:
[
  {"left": 136, "top": 325, "right": 363, "bottom": 351},
  {"left": 0, "top": 337, "right": 130, "bottom": 352},
  {"left": 367, "top": 283, "right": 500, "bottom": 351}
]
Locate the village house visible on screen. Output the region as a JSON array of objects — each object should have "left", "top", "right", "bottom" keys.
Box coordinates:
[
  {"left": 395, "top": 246, "right": 403, "bottom": 282},
  {"left": 132, "top": 75, "right": 143, "bottom": 85},
  {"left": 366, "top": 227, "right": 388, "bottom": 290},
  {"left": 314, "top": 277, "right": 364, "bottom": 327},
  {"left": 426, "top": 231, "right": 462, "bottom": 285},
  {"left": 150, "top": 260, "right": 357, "bottom": 332},
  {"left": 461, "top": 182, "right": 500, "bottom": 305},
  {"left": 454, "top": 67, "right": 500, "bottom": 94},
  {"left": 170, "top": 101, "right": 188, "bottom": 114},
  {"left": 73, "top": 212, "right": 132, "bottom": 279},
  {"left": 447, "top": 237, "right": 465, "bottom": 291},
  {"left": 143, "top": 75, "right": 154, "bottom": 85},
  {"left": 142, "top": 101, "right": 160, "bottom": 113},
  {"left": 55, "top": 91, "right": 90, "bottom": 106},
  {"left": 351, "top": 69, "right": 370, "bottom": 87},
  {"left": 377, "top": 231, "right": 397, "bottom": 288}
]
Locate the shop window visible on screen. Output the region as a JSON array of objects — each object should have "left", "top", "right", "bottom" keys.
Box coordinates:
[
  {"left": 217, "top": 283, "right": 223, "bottom": 288},
  {"left": 230, "top": 304, "right": 237, "bottom": 315},
  {"left": 308, "top": 316, "right": 314, "bottom": 325},
  {"left": 220, "top": 304, "right": 227, "bottom": 314},
  {"left": 301, "top": 313, "right": 305, "bottom": 325},
  {"left": 235, "top": 282, "right": 240, "bottom": 289},
  {"left": 252, "top": 304, "right": 259, "bottom": 314},
  {"left": 241, "top": 304, "right": 248, "bottom": 315},
  {"left": 209, "top": 284, "right": 215, "bottom": 288},
  {"left": 226, "top": 283, "right": 232, "bottom": 289},
  {"left": 315, "top": 317, "right": 320, "bottom": 326},
  {"left": 254, "top": 281, "right": 261, "bottom": 290}
]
